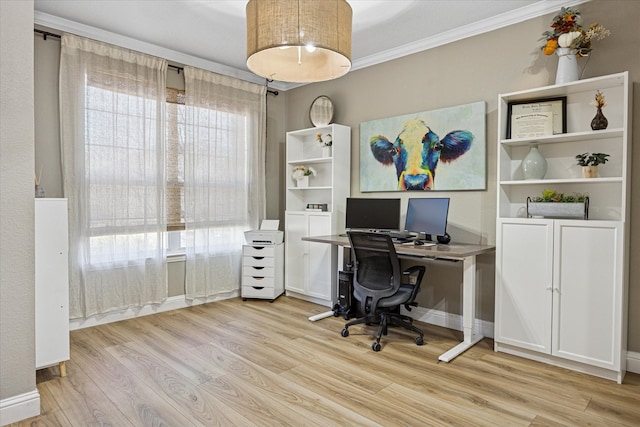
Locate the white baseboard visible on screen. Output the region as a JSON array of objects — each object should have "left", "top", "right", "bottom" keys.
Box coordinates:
[
  {"left": 70, "top": 291, "right": 238, "bottom": 330},
  {"left": 403, "top": 306, "right": 494, "bottom": 339},
  {"left": 627, "top": 351, "right": 640, "bottom": 374},
  {"left": 0, "top": 390, "right": 40, "bottom": 426}
]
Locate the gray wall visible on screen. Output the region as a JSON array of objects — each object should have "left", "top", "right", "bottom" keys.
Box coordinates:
[
  {"left": 1, "top": 0, "right": 37, "bottom": 412},
  {"left": 282, "top": 0, "right": 640, "bottom": 351}
]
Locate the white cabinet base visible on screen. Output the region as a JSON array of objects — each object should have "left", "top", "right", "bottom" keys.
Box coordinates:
[{"left": 495, "top": 342, "right": 624, "bottom": 383}]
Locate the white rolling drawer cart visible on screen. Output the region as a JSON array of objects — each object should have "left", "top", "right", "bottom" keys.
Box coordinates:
[{"left": 242, "top": 243, "right": 284, "bottom": 302}]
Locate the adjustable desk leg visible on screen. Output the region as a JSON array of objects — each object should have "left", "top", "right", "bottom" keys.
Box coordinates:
[{"left": 438, "top": 254, "right": 484, "bottom": 362}]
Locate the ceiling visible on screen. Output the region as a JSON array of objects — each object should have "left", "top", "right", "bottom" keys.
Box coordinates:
[{"left": 34, "top": 0, "right": 585, "bottom": 89}]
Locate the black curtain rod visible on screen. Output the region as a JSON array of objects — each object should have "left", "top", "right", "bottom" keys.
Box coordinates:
[
  {"left": 34, "top": 28, "right": 61, "bottom": 40},
  {"left": 34, "top": 29, "right": 278, "bottom": 96}
]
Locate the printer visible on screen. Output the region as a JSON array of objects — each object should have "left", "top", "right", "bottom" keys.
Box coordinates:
[{"left": 244, "top": 220, "right": 284, "bottom": 245}]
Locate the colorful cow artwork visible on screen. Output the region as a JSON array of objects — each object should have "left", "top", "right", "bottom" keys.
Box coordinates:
[
  {"left": 360, "top": 102, "right": 486, "bottom": 192},
  {"left": 369, "top": 119, "right": 473, "bottom": 190}
]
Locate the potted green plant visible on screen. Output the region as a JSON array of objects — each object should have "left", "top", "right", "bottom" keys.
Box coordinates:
[
  {"left": 527, "top": 189, "right": 589, "bottom": 219},
  {"left": 575, "top": 152, "right": 609, "bottom": 178}
]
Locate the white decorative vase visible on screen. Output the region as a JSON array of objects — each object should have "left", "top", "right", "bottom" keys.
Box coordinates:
[
  {"left": 522, "top": 145, "right": 547, "bottom": 180},
  {"left": 322, "top": 146, "right": 332, "bottom": 158},
  {"left": 555, "top": 47, "right": 579, "bottom": 85},
  {"left": 296, "top": 176, "right": 309, "bottom": 188}
]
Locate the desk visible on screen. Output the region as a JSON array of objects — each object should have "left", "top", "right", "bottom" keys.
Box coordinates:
[{"left": 302, "top": 234, "right": 495, "bottom": 362}]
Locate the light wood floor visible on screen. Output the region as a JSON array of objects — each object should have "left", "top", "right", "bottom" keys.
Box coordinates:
[{"left": 14, "top": 296, "right": 640, "bottom": 426}]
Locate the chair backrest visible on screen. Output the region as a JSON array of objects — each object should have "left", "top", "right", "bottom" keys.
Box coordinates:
[{"left": 347, "top": 231, "right": 401, "bottom": 313}]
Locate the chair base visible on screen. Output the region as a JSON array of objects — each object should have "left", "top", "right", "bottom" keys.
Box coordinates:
[{"left": 341, "top": 310, "right": 424, "bottom": 351}]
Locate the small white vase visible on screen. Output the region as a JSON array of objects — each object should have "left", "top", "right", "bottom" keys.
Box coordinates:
[
  {"left": 522, "top": 145, "right": 547, "bottom": 180},
  {"left": 555, "top": 47, "right": 579, "bottom": 85},
  {"left": 322, "top": 146, "right": 332, "bottom": 158},
  {"left": 296, "top": 176, "right": 309, "bottom": 187}
]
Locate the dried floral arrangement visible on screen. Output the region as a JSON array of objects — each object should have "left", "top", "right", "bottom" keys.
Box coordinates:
[
  {"left": 540, "top": 7, "right": 610, "bottom": 57},
  {"left": 591, "top": 90, "right": 607, "bottom": 109}
]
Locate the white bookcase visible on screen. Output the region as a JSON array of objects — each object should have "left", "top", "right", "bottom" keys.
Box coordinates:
[
  {"left": 494, "top": 72, "right": 631, "bottom": 383},
  {"left": 284, "top": 124, "right": 350, "bottom": 307},
  {"left": 35, "top": 198, "right": 69, "bottom": 377}
]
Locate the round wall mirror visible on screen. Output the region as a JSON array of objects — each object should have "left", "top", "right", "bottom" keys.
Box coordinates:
[{"left": 309, "top": 95, "right": 334, "bottom": 127}]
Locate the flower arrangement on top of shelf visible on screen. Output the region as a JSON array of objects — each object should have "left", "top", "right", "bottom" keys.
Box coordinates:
[
  {"left": 292, "top": 165, "right": 316, "bottom": 188},
  {"left": 576, "top": 152, "right": 609, "bottom": 178},
  {"left": 527, "top": 189, "right": 589, "bottom": 220},
  {"left": 540, "top": 7, "right": 610, "bottom": 58}
]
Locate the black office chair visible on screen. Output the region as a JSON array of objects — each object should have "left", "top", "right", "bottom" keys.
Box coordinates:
[{"left": 341, "top": 231, "right": 426, "bottom": 351}]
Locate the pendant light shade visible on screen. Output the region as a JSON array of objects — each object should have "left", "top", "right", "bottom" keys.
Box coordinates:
[{"left": 246, "top": 0, "right": 352, "bottom": 83}]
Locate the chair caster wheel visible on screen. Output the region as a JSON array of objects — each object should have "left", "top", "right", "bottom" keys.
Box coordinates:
[
  {"left": 415, "top": 336, "right": 424, "bottom": 346},
  {"left": 341, "top": 328, "right": 349, "bottom": 337},
  {"left": 372, "top": 342, "right": 382, "bottom": 352}
]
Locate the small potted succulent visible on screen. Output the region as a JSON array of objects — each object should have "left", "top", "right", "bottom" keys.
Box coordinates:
[
  {"left": 575, "top": 152, "right": 609, "bottom": 178},
  {"left": 527, "top": 189, "right": 589, "bottom": 219}
]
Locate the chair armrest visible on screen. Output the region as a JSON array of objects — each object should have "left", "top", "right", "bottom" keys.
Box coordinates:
[
  {"left": 401, "top": 265, "right": 425, "bottom": 308},
  {"left": 402, "top": 265, "right": 425, "bottom": 284}
]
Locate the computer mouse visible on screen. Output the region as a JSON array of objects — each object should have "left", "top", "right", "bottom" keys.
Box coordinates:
[{"left": 413, "top": 240, "right": 424, "bottom": 246}]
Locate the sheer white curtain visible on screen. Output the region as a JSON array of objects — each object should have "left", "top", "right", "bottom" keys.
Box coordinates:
[
  {"left": 60, "top": 34, "right": 168, "bottom": 318},
  {"left": 183, "top": 67, "right": 266, "bottom": 299}
]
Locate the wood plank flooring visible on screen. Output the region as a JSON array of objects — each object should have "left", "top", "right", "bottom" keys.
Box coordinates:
[{"left": 14, "top": 296, "right": 640, "bottom": 426}]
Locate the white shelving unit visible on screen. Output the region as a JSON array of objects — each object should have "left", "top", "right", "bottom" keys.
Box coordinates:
[
  {"left": 494, "top": 72, "right": 631, "bottom": 383},
  {"left": 284, "top": 124, "right": 350, "bottom": 307},
  {"left": 35, "top": 198, "right": 69, "bottom": 377}
]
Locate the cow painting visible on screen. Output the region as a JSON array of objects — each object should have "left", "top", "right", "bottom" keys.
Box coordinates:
[
  {"left": 369, "top": 119, "right": 473, "bottom": 190},
  {"left": 360, "top": 101, "right": 486, "bottom": 192}
]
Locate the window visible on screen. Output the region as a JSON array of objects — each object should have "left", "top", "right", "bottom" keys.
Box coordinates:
[
  {"left": 166, "top": 88, "right": 186, "bottom": 254},
  {"left": 84, "top": 78, "right": 164, "bottom": 265}
]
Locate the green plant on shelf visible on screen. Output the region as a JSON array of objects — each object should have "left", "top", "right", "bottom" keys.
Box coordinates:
[
  {"left": 575, "top": 152, "right": 609, "bottom": 166},
  {"left": 530, "top": 189, "right": 588, "bottom": 203}
]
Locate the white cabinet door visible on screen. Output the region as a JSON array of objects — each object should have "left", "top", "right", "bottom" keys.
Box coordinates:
[
  {"left": 35, "top": 199, "right": 69, "bottom": 370},
  {"left": 496, "top": 219, "right": 553, "bottom": 353},
  {"left": 553, "top": 221, "right": 622, "bottom": 370},
  {"left": 306, "top": 213, "right": 332, "bottom": 300},
  {"left": 284, "top": 211, "right": 307, "bottom": 294}
]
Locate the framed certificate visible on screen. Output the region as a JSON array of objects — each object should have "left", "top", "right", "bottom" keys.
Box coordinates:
[{"left": 506, "top": 96, "right": 567, "bottom": 139}]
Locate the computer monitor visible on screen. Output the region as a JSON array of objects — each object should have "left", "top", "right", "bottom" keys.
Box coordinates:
[
  {"left": 404, "top": 197, "right": 450, "bottom": 241},
  {"left": 345, "top": 198, "right": 401, "bottom": 231}
]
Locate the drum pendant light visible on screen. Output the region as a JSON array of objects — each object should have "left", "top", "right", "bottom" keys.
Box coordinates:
[{"left": 246, "top": 0, "right": 352, "bottom": 83}]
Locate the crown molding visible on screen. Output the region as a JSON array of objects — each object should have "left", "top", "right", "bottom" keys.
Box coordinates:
[
  {"left": 35, "top": 0, "right": 590, "bottom": 92},
  {"left": 352, "top": 0, "right": 590, "bottom": 72},
  {"left": 34, "top": 11, "right": 270, "bottom": 88}
]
